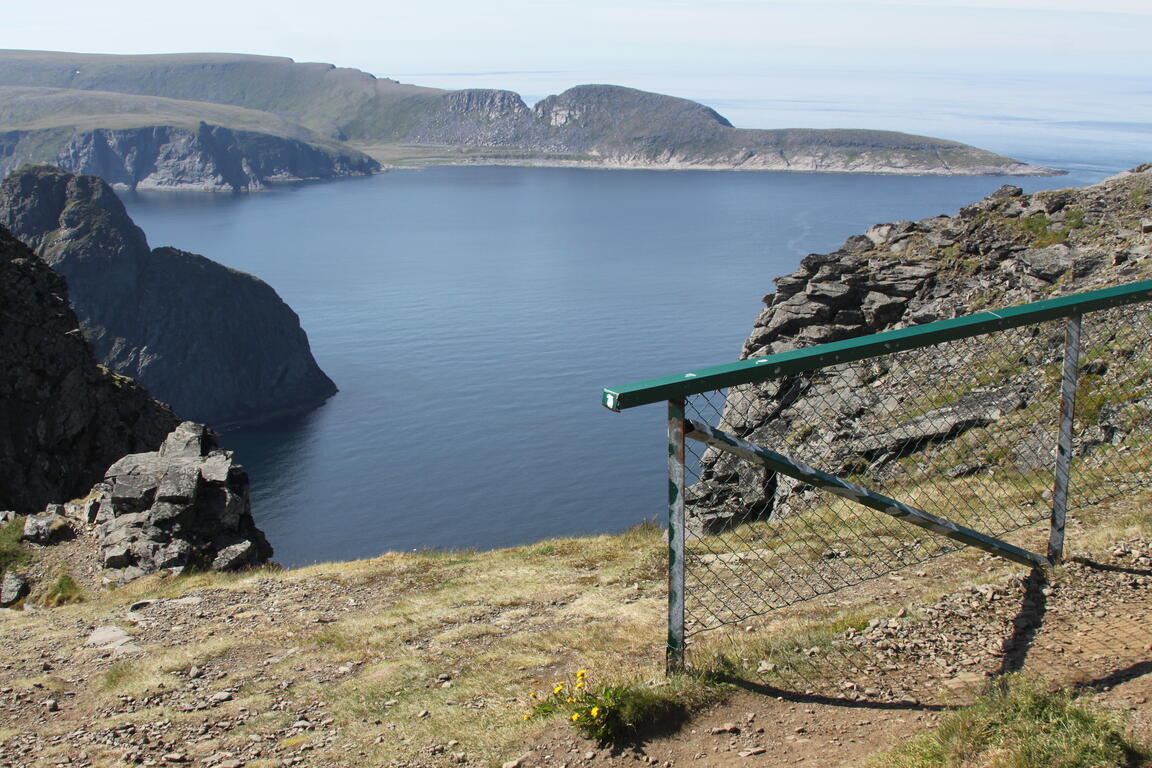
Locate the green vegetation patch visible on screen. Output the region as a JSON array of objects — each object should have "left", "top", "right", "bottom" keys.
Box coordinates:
[
  {"left": 1008, "top": 213, "right": 1067, "bottom": 247},
  {"left": 875, "top": 676, "right": 1149, "bottom": 768},
  {"left": 0, "top": 516, "right": 29, "bottom": 576},
  {"left": 42, "top": 573, "right": 85, "bottom": 607}
]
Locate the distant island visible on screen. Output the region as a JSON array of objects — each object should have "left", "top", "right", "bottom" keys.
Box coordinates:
[{"left": 0, "top": 50, "right": 1059, "bottom": 190}]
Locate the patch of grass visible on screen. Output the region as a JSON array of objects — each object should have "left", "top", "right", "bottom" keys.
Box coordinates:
[
  {"left": 1007, "top": 213, "right": 1067, "bottom": 247},
  {"left": 874, "top": 675, "right": 1149, "bottom": 768},
  {"left": 101, "top": 661, "right": 138, "bottom": 691},
  {"left": 42, "top": 573, "right": 84, "bottom": 607},
  {"left": 703, "top": 612, "right": 874, "bottom": 682},
  {"left": 1064, "top": 206, "right": 1087, "bottom": 230},
  {"left": 0, "top": 515, "right": 29, "bottom": 576}
]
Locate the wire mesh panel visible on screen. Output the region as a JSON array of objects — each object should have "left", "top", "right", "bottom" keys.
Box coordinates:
[
  {"left": 604, "top": 280, "right": 1152, "bottom": 674},
  {"left": 1071, "top": 303, "right": 1152, "bottom": 507},
  {"left": 677, "top": 304, "right": 1152, "bottom": 656}
]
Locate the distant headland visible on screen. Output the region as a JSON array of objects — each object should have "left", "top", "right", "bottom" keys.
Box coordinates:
[{"left": 0, "top": 50, "right": 1060, "bottom": 190}]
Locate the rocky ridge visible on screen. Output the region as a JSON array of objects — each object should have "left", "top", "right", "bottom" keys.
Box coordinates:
[{"left": 0, "top": 165, "right": 337, "bottom": 428}]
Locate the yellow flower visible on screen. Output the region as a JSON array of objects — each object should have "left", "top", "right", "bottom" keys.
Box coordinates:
[
  {"left": 591, "top": 707, "right": 600, "bottom": 718},
  {"left": 575, "top": 681, "right": 584, "bottom": 689},
  {"left": 571, "top": 713, "right": 581, "bottom": 721},
  {"left": 522, "top": 714, "right": 530, "bottom": 720},
  {"left": 553, "top": 684, "right": 564, "bottom": 694},
  {"left": 576, "top": 669, "right": 587, "bottom": 678},
  {"left": 529, "top": 692, "right": 536, "bottom": 698}
]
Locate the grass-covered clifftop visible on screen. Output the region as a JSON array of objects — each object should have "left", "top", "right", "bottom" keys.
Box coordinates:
[{"left": 0, "top": 50, "right": 1056, "bottom": 177}]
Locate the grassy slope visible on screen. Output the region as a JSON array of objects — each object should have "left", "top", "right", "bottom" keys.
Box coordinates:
[
  {"left": 0, "top": 86, "right": 349, "bottom": 149},
  {"left": 0, "top": 50, "right": 446, "bottom": 141}
]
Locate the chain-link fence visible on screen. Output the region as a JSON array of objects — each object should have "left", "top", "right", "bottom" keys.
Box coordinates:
[{"left": 605, "top": 281, "right": 1152, "bottom": 673}]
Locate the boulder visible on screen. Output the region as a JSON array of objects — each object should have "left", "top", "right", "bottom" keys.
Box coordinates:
[
  {"left": 1016, "top": 244, "right": 1075, "bottom": 282},
  {"left": 22, "top": 511, "right": 71, "bottom": 544},
  {"left": 0, "top": 572, "right": 28, "bottom": 607},
  {"left": 849, "top": 387, "right": 1026, "bottom": 460},
  {"left": 82, "top": 421, "right": 273, "bottom": 584}
]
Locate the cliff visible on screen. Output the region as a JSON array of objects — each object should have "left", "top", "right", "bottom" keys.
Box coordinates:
[
  {"left": 0, "top": 223, "right": 178, "bottom": 513},
  {"left": 0, "top": 50, "right": 1053, "bottom": 176},
  {"left": 0, "top": 165, "right": 338, "bottom": 428},
  {"left": 0, "top": 85, "right": 380, "bottom": 191}
]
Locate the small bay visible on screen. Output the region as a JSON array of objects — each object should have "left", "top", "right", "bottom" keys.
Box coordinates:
[{"left": 123, "top": 161, "right": 1118, "bottom": 566}]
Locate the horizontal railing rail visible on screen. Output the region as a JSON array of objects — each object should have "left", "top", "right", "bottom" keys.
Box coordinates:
[{"left": 602, "top": 279, "right": 1152, "bottom": 411}]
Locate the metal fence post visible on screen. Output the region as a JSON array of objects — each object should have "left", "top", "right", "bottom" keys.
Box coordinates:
[
  {"left": 1049, "top": 314, "right": 1082, "bottom": 564},
  {"left": 667, "top": 398, "right": 687, "bottom": 673}
]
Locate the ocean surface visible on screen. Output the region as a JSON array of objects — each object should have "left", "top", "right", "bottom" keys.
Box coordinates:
[{"left": 121, "top": 132, "right": 1144, "bottom": 566}]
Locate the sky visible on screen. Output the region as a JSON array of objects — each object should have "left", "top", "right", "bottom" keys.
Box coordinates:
[
  {"left": 2, "top": 0, "right": 1150, "bottom": 164},
  {"left": 4, "top": 1, "right": 1149, "bottom": 87}
]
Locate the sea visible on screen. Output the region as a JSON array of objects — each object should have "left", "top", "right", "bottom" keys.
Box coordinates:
[{"left": 120, "top": 77, "right": 1151, "bottom": 567}]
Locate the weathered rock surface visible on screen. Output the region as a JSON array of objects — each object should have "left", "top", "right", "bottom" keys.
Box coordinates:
[
  {"left": 0, "top": 165, "right": 337, "bottom": 428},
  {"left": 21, "top": 510, "right": 71, "bottom": 544},
  {"left": 0, "top": 223, "right": 178, "bottom": 513},
  {"left": 0, "top": 572, "right": 29, "bottom": 606},
  {"left": 0, "top": 121, "right": 379, "bottom": 192},
  {"left": 693, "top": 166, "right": 1152, "bottom": 529},
  {"left": 81, "top": 421, "right": 272, "bottom": 584}
]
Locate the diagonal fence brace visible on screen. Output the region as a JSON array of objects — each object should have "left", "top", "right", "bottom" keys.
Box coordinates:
[{"left": 684, "top": 419, "right": 1050, "bottom": 569}]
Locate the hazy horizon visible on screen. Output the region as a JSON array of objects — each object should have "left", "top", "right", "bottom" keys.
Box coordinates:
[{"left": 2, "top": 1, "right": 1149, "bottom": 171}]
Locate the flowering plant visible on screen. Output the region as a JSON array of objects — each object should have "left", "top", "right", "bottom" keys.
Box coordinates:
[{"left": 525, "top": 669, "right": 633, "bottom": 743}]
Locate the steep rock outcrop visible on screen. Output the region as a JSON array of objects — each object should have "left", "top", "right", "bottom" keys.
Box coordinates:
[
  {"left": 692, "top": 165, "right": 1152, "bottom": 529},
  {"left": 0, "top": 122, "right": 379, "bottom": 192},
  {"left": 72, "top": 421, "right": 273, "bottom": 584},
  {"left": 0, "top": 223, "right": 178, "bottom": 513},
  {"left": 0, "top": 165, "right": 337, "bottom": 428}
]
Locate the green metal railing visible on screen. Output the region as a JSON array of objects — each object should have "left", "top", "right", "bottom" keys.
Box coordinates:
[{"left": 604, "top": 280, "right": 1152, "bottom": 671}]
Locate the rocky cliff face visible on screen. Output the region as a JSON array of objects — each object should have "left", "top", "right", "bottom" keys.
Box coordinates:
[
  {"left": 406, "top": 84, "right": 1049, "bottom": 175},
  {"left": 0, "top": 165, "right": 338, "bottom": 428},
  {"left": 0, "top": 223, "right": 178, "bottom": 513},
  {"left": 0, "top": 123, "right": 379, "bottom": 192},
  {"left": 691, "top": 165, "right": 1152, "bottom": 529}
]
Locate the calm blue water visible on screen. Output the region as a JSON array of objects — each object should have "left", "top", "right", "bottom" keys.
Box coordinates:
[{"left": 122, "top": 158, "right": 1131, "bottom": 566}]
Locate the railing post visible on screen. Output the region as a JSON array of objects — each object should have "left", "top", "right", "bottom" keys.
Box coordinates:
[
  {"left": 1049, "top": 314, "right": 1082, "bottom": 564},
  {"left": 667, "top": 398, "right": 687, "bottom": 673}
]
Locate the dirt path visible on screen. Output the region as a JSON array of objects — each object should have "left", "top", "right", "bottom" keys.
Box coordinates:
[{"left": 520, "top": 542, "right": 1152, "bottom": 767}]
